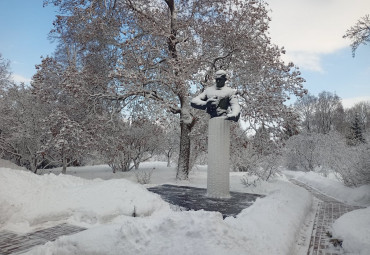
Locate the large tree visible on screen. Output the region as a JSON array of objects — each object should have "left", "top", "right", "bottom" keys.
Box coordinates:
[
  {"left": 43, "top": 0, "right": 306, "bottom": 179},
  {"left": 314, "top": 91, "right": 343, "bottom": 134},
  {"left": 294, "top": 92, "right": 344, "bottom": 134},
  {"left": 294, "top": 94, "right": 317, "bottom": 132},
  {"left": 0, "top": 84, "right": 50, "bottom": 172}
]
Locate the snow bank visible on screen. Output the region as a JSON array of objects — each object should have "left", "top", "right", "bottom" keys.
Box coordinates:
[
  {"left": 0, "top": 158, "right": 26, "bottom": 170},
  {"left": 284, "top": 170, "right": 370, "bottom": 206},
  {"left": 25, "top": 179, "right": 312, "bottom": 255},
  {"left": 332, "top": 207, "right": 370, "bottom": 254},
  {"left": 226, "top": 180, "right": 313, "bottom": 255},
  {"left": 1, "top": 163, "right": 313, "bottom": 254},
  {"left": 25, "top": 211, "right": 248, "bottom": 255},
  {"left": 0, "top": 168, "right": 169, "bottom": 232}
]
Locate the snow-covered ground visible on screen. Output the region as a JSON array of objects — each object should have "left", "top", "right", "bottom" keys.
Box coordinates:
[
  {"left": 333, "top": 207, "right": 370, "bottom": 254},
  {"left": 0, "top": 161, "right": 369, "bottom": 254},
  {"left": 284, "top": 170, "right": 370, "bottom": 207},
  {"left": 285, "top": 169, "right": 370, "bottom": 254}
]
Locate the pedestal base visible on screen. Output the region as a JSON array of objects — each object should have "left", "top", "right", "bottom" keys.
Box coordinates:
[
  {"left": 207, "top": 117, "right": 230, "bottom": 198},
  {"left": 148, "top": 185, "right": 264, "bottom": 218}
]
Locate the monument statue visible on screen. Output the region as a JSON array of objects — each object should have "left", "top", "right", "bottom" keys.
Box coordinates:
[
  {"left": 191, "top": 70, "right": 240, "bottom": 122},
  {"left": 191, "top": 70, "right": 241, "bottom": 198}
]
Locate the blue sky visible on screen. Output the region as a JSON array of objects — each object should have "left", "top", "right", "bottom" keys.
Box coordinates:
[
  {"left": 0, "top": 0, "right": 369, "bottom": 108},
  {"left": 0, "top": 0, "right": 57, "bottom": 83},
  {"left": 267, "top": 0, "right": 370, "bottom": 107}
]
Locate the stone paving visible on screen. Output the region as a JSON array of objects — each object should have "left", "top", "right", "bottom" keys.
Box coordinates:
[
  {"left": 0, "top": 224, "right": 86, "bottom": 255},
  {"left": 148, "top": 184, "right": 264, "bottom": 218},
  {"left": 291, "top": 179, "right": 364, "bottom": 255}
]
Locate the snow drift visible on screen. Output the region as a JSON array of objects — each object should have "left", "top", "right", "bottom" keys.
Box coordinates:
[
  {"left": 0, "top": 167, "right": 169, "bottom": 233},
  {"left": 1, "top": 165, "right": 313, "bottom": 255}
]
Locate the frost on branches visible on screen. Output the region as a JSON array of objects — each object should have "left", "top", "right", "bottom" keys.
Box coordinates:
[
  {"left": 343, "top": 14, "right": 370, "bottom": 56},
  {"left": 95, "top": 118, "right": 164, "bottom": 173},
  {"left": 283, "top": 96, "right": 370, "bottom": 187},
  {"left": 42, "top": 0, "right": 306, "bottom": 179},
  {"left": 230, "top": 123, "right": 282, "bottom": 181},
  {"left": 0, "top": 68, "right": 54, "bottom": 173},
  {"left": 283, "top": 130, "right": 370, "bottom": 187},
  {"left": 0, "top": 53, "right": 11, "bottom": 90},
  {"left": 42, "top": 110, "right": 92, "bottom": 174}
]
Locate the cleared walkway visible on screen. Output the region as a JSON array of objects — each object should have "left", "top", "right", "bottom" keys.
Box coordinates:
[
  {"left": 291, "top": 179, "right": 364, "bottom": 255},
  {"left": 0, "top": 224, "right": 86, "bottom": 255}
]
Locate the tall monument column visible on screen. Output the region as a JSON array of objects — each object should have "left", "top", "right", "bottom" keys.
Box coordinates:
[{"left": 207, "top": 117, "right": 230, "bottom": 198}]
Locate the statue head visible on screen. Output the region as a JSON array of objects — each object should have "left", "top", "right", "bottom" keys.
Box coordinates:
[{"left": 214, "top": 70, "right": 227, "bottom": 88}]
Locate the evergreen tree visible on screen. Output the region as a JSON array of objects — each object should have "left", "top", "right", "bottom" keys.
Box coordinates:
[{"left": 347, "top": 113, "right": 366, "bottom": 146}]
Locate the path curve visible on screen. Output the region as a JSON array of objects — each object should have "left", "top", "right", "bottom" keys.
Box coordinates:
[{"left": 290, "top": 179, "right": 364, "bottom": 255}]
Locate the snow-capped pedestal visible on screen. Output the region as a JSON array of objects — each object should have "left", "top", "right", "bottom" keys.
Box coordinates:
[{"left": 207, "top": 117, "right": 231, "bottom": 198}]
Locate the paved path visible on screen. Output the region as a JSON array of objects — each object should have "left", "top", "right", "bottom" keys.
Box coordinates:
[
  {"left": 0, "top": 224, "right": 86, "bottom": 255},
  {"left": 148, "top": 184, "right": 264, "bottom": 218},
  {"left": 291, "top": 179, "right": 364, "bottom": 255}
]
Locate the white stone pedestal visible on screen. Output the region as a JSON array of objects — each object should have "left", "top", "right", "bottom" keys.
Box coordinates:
[{"left": 207, "top": 117, "right": 231, "bottom": 198}]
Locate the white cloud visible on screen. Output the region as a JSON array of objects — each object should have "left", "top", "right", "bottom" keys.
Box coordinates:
[
  {"left": 280, "top": 51, "right": 323, "bottom": 72},
  {"left": 266, "top": 0, "right": 370, "bottom": 71},
  {"left": 342, "top": 96, "right": 370, "bottom": 109},
  {"left": 11, "top": 74, "right": 31, "bottom": 84}
]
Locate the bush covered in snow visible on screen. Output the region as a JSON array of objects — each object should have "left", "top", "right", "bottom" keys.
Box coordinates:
[
  {"left": 283, "top": 131, "right": 370, "bottom": 187},
  {"left": 230, "top": 125, "right": 281, "bottom": 181}
]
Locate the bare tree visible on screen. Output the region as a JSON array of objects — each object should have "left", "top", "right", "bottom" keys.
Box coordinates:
[
  {"left": 95, "top": 117, "right": 163, "bottom": 172},
  {"left": 159, "top": 118, "right": 180, "bottom": 167},
  {"left": 0, "top": 84, "right": 49, "bottom": 172},
  {"left": 0, "top": 53, "right": 12, "bottom": 90},
  {"left": 314, "top": 91, "right": 343, "bottom": 134},
  {"left": 127, "top": 119, "right": 164, "bottom": 170},
  {"left": 42, "top": 110, "right": 91, "bottom": 174},
  {"left": 344, "top": 14, "right": 370, "bottom": 56},
  {"left": 294, "top": 94, "right": 317, "bottom": 132}
]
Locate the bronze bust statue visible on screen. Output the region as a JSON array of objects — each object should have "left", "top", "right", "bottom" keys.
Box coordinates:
[{"left": 191, "top": 70, "right": 240, "bottom": 122}]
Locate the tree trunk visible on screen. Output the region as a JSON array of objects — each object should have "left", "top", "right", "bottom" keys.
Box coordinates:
[
  {"left": 167, "top": 153, "right": 171, "bottom": 167},
  {"left": 134, "top": 160, "right": 140, "bottom": 170},
  {"left": 166, "top": 149, "right": 172, "bottom": 167},
  {"left": 176, "top": 120, "right": 192, "bottom": 180},
  {"left": 165, "top": 0, "right": 192, "bottom": 179},
  {"left": 62, "top": 156, "right": 67, "bottom": 174},
  {"left": 31, "top": 157, "right": 38, "bottom": 174}
]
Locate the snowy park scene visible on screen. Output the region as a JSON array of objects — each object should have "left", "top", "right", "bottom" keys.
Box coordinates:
[{"left": 1, "top": 0, "right": 370, "bottom": 254}]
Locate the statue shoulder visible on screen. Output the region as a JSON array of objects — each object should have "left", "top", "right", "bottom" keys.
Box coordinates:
[
  {"left": 204, "top": 86, "right": 216, "bottom": 93},
  {"left": 225, "top": 86, "right": 237, "bottom": 96}
]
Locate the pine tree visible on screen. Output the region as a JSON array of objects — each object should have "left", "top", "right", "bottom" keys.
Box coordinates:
[{"left": 347, "top": 113, "right": 366, "bottom": 146}]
